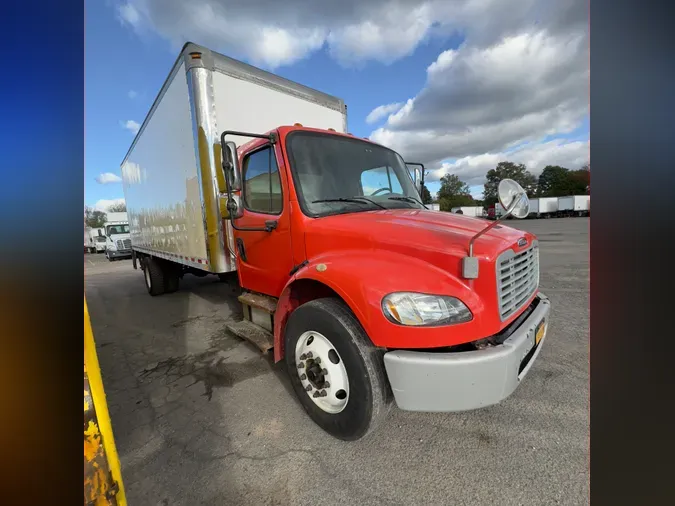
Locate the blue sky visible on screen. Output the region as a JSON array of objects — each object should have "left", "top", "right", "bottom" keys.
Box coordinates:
[{"left": 86, "top": 0, "right": 588, "bottom": 209}]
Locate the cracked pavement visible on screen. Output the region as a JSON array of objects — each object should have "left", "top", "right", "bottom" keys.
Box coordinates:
[{"left": 84, "top": 217, "right": 589, "bottom": 505}]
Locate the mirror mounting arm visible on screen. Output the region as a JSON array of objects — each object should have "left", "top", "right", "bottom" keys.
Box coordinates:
[
  {"left": 462, "top": 192, "right": 525, "bottom": 280},
  {"left": 220, "top": 129, "right": 278, "bottom": 233},
  {"left": 468, "top": 193, "right": 523, "bottom": 256}
]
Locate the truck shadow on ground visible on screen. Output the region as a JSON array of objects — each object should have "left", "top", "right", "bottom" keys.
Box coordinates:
[{"left": 86, "top": 261, "right": 292, "bottom": 504}]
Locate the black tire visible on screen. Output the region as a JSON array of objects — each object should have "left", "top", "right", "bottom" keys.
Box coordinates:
[
  {"left": 106, "top": 251, "right": 113, "bottom": 262},
  {"left": 144, "top": 257, "right": 166, "bottom": 296},
  {"left": 165, "top": 265, "right": 180, "bottom": 294},
  {"left": 284, "top": 298, "right": 391, "bottom": 441}
]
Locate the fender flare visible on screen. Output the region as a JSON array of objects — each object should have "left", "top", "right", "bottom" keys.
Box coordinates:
[{"left": 272, "top": 250, "right": 479, "bottom": 362}]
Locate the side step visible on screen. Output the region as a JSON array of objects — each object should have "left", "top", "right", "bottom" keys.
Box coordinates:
[
  {"left": 238, "top": 292, "right": 277, "bottom": 314},
  {"left": 226, "top": 320, "right": 274, "bottom": 353},
  {"left": 238, "top": 291, "right": 277, "bottom": 333}
]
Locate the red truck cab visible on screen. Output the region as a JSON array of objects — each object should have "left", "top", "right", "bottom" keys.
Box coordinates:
[{"left": 222, "top": 125, "right": 550, "bottom": 440}]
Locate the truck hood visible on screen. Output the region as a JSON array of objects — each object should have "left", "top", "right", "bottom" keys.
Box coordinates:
[{"left": 304, "top": 209, "right": 534, "bottom": 268}]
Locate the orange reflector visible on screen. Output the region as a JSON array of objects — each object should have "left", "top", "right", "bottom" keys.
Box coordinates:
[
  {"left": 189, "top": 52, "right": 202, "bottom": 59},
  {"left": 327, "top": 128, "right": 336, "bottom": 132},
  {"left": 294, "top": 123, "right": 303, "bottom": 127}
]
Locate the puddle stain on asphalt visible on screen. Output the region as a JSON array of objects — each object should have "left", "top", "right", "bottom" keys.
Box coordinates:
[{"left": 139, "top": 348, "right": 270, "bottom": 401}]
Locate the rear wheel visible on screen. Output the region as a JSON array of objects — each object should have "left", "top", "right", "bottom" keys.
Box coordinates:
[
  {"left": 144, "top": 257, "right": 166, "bottom": 296},
  {"left": 284, "top": 298, "right": 390, "bottom": 440}
]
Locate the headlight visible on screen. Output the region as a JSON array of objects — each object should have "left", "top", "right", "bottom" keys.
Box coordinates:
[{"left": 382, "top": 292, "right": 472, "bottom": 326}]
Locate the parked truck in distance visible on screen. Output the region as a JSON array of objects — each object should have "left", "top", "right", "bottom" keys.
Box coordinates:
[
  {"left": 85, "top": 227, "right": 107, "bottom": 253},
  {"left": 450, "top": 206, "right": 484, "bottom": 218},
  {"left": 121, "top": 43, "right": 551, "bottom": 440},
  {"left": 557, "top": 195, "right": 590, "bottom": 217},
  {"left": 103, "top": 212, "right": 132, "bottom": 261},
  {"left": 527, "top": 197, "right": 558, "bottom": 219},
  {"left": 487, "top": 202, "right": 508, "bottom": 220}
]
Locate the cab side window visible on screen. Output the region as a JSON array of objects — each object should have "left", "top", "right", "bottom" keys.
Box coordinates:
[{"left": 242, "top": 146, "right": 282, "bottom": 214}]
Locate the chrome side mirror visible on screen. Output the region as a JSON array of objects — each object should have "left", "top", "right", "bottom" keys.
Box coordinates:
[
  {"left": 226, "top": 194, "right": 244, "bottom": 219},
  {"left": 498, "top": 179, "right": 530, "bottom": 219}
]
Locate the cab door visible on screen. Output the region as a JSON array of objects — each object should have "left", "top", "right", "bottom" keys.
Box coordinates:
[{"left": 232, "top": 142, "right": 294, "bottom": 297}]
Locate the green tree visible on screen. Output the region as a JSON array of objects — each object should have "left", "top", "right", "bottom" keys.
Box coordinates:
[
  {"left": 537, "top": 165, "right": 572, "bottom": 197},
  {"left": 483, "top": 162, "right": 537, "bottom": 206},
  {"left": 437, "top": 174, "right": 474, "bottom": 211},
  {"left": 419, "top": 183, "right": 433, "bottom": 204},
  {"left": 538, "top": 165, "right": 588, "bottom": 197},
  {"left": 108, "top": 202, "right": 127, "bottom": 212},
  {"left": 569, "top": 164, "right": 590, "bottom": 195},
  {"left": 84, "top": 206, "right": 107, "bottom": 228}
]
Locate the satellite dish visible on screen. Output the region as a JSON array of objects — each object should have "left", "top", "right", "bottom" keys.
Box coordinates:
[{"left": 498, "top": 179, "right": 529, "bottom": 219}]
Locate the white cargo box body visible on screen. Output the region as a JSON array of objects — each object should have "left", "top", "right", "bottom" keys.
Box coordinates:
[
  {"left": 429, "top": 203, "right": 440, "bottom": 211},
  {"left": 121, "top": 43, "right": 347, "bottom": 273},
  {"left": 529, "top": 198, "right": 539, "bottom": 213},
  {"left": 572, "top": 195, "right": 590, "bottom": 211},
  {"left": 538, "top": 197, "right": 558, "bottom": 214},
  {"left": 495, "top": 202, "right": 506, "bottom": 217},
  {"left": 451, "top": 206, "right": 483, "bottom": 217},
  {"left": 105, "top": 212, "right": 128, "bottom": 224},
  {"left": 558, "top": 196, "right": 574, "bottom": 211}
]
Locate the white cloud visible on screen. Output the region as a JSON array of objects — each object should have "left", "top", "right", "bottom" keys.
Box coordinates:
[
  {"left": 115, "top": 0, "right": 583, "bottom": 69},
  {"left": 114, "top": 0, "right": 588, "bottom": 189},
  {"left": 121, "top": 120, "right": 141, "bottom": 134},
  {"left": 94, "top": 198, "right": 126, "bottom": 212},
  {"left": 118, "top": 3, "right": 141, "bottom": 27},
  {"left": 95, "top": 172, "right": 123, "bottom": 184},
  {"left": 429, "top": 139, "right": 590, "bottom": 187},
  {"left": 365, "top": 102, "right": 404, "bottom": 124},
  {"left": 128, "top": 90, "right": 138, "bottom": 99}
]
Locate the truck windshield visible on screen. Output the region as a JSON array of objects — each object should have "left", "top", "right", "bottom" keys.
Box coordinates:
[
  {"left": 286, "top": 131, "right": 423, "bottom": 217},
  {"left": 106, "top": 224, "right": 130, "bottom": 235}
]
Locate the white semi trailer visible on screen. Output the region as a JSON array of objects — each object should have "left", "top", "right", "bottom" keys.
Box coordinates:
[
  {"left": 528, "top": 197, "right": 558, "bottom": 218},
  {"left": 120, "top": 42, "right": 347, "bottom": 286},
  {"left": 450, "top": 206, "right": 484, "bottom": 217},
  {"left": 558, "top": 195, "right": 590, "bottom": 217}
]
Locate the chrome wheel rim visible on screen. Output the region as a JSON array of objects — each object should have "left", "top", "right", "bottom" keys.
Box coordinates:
[{"left": 295, "top": 331, "right": 349, "bottom": 414}]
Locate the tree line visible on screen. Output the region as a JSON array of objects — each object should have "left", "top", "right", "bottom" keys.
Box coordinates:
[
  {"left": 420, "top": 162, "right": 589, "bottom": 211},
  {"left": 84, "top": 202, "right": 127, "bottom": 228}
]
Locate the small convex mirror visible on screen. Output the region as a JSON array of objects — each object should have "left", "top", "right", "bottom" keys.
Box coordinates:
[{"left": 498, "top": 179, "right": 530, "bottom": 219}]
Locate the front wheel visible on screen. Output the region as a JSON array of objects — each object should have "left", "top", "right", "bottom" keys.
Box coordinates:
[
  {"left": 284, "top": 298, "right": 391, "bottom": 440},
  {"left": 106, "top": 251, "right": 112, "bottom": 262}
]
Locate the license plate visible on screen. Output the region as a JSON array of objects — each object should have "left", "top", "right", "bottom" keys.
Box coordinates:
[{"left": 535, "top": 319, "right": 546, "bottom": 345}]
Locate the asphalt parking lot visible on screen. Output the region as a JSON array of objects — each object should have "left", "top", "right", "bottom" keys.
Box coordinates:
[{"left": 85, "top": 217, "right": 589, "bottom": 506}]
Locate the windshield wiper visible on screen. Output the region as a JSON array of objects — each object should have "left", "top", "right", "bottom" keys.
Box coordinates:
[
  {"left": 312, "top": 197, "right": 387, "bottom": 210},
  {"left": 388, "top": 196, "right": 428, "bottom": 209}
]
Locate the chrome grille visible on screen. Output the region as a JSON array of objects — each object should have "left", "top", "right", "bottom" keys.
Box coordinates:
[
  {"left": 496, "top": 243, "right": 539, "bottom": 320},
  {"left": 116, "top": 239, "right": 132, "bottom": 250}
]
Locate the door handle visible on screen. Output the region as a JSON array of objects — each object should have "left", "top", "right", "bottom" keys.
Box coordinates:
[
  {"left": 236, "top": 238, "right": 247, "bottom": 262},
  {"left": 264, "top": 220, "right": 278, "bottom": 232}
]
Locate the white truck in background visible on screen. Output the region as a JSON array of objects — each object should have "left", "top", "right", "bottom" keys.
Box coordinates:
[
  {"left": 528, "top": 197, "right": 558, "bottom": 218},
  {"left": 450, "top": 206, "right": 484, "bottom": 217},
  {"left": 557, "top": 195, "right": 590, "bottom": 217},
  {"left": 103, "top": 212, "right": 132, "bottom": 261},
  {"left": 85, "top": 227, "right": 107, "bottom": 253}
]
